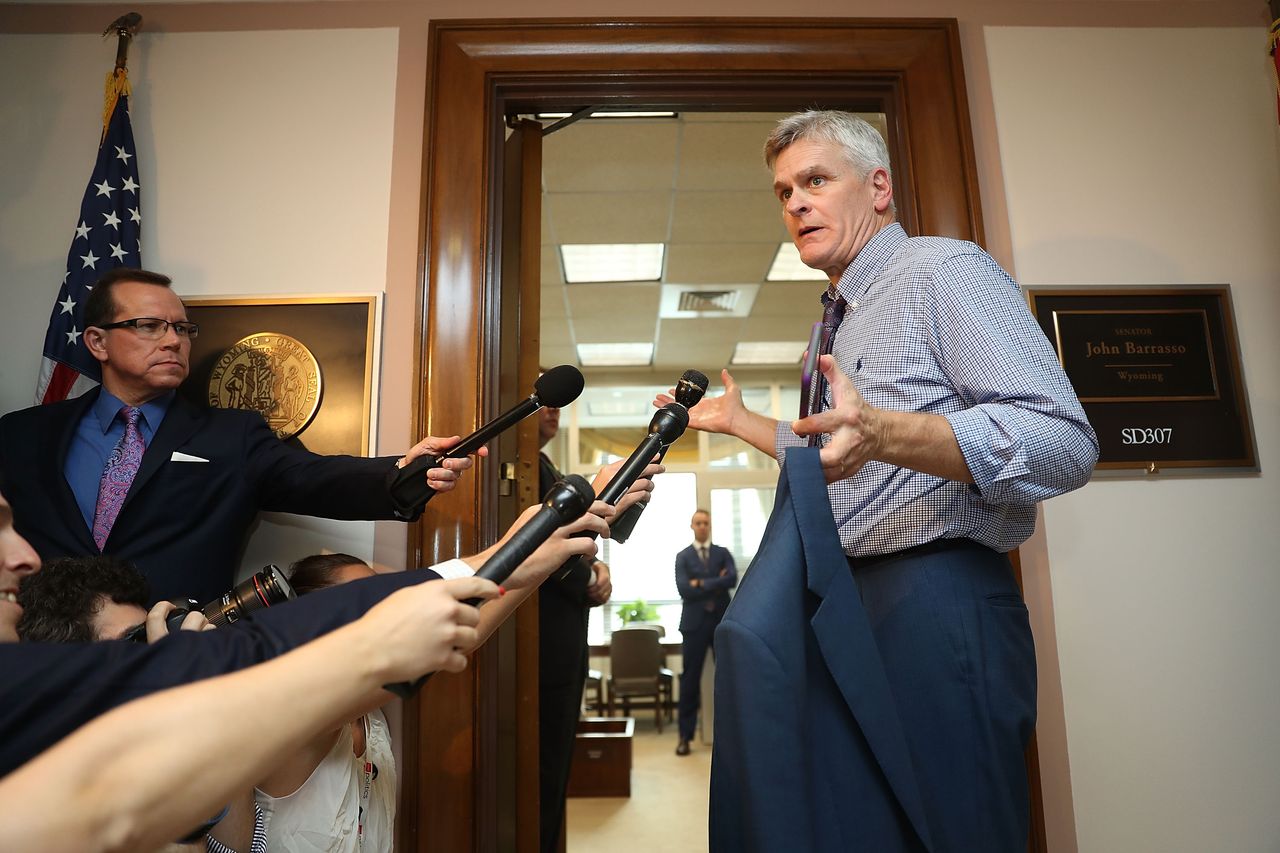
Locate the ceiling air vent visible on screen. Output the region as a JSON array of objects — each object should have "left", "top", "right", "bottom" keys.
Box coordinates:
[{"left": 677, "top": 289, "right": 738, "bottom": 313}]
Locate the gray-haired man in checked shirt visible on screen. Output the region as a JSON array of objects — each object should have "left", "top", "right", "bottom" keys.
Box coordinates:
[{"left": 656, "top": 110, "right": 1097, "bottom": 851}]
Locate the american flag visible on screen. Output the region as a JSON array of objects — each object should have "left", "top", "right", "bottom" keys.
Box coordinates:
[{"left": 35, "top": 87, "right": 142, "bottom": 404}]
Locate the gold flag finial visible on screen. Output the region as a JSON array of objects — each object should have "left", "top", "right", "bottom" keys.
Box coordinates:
[{"left": 101, "top": 13, "right": 142, "bottom": 140}]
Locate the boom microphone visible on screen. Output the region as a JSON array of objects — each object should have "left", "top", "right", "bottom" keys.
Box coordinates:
[
  {"left": 608, "top": 369, "right": 709, "bottom": 542},
  {"left": 383, "top": 473, "right": 597, "bottom": 699},
  {"left": 387, "top": 364, "right": 585, "bottom": 514}
]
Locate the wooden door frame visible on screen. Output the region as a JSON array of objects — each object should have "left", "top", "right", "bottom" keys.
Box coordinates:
[{"left": 407, "top": 17, "right": 1019, "bottom": 852}]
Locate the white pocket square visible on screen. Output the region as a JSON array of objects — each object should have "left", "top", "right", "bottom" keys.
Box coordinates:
[{"left": 170, "top": 451, "right": 209, "bottom": 463}]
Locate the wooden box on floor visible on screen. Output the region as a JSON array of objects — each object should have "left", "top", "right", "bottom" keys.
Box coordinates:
[{"left": 567, "top": 717, "right": 635, "bottom": 798}]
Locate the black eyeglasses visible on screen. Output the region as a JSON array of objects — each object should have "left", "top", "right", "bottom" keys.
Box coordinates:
[{"left": 96, "top": 317, "right": 200, "bottom": 340}]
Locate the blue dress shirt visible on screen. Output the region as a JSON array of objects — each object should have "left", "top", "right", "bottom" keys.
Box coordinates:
[
  {"left": 777, "top": 223, "right": 1098, "bottom": 556},
  {"left": 65, "top": 390, "right": 174, "bottom": 532}
]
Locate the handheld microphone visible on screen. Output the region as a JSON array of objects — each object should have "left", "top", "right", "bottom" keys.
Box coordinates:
[
  {"left": 387, "top": 364, "right": 585, "bottom": 515},
  {"left": 608, "top": 369, "right": 709, "bottom": 543},
  {"left": 596, "top": 403, "right": 690, "bottom": 506},
  {"left": 383, "top": 473, "right": 596, "bottom": 699}
]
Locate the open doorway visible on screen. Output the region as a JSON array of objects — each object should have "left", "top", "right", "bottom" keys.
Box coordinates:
[{"left": 406, "top": 19, "right": 1023, "bottom": 853}]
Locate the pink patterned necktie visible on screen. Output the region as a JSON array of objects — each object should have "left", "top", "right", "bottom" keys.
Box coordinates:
[{"left": 93, "top": 405, "right": 145, "bottom": 550}]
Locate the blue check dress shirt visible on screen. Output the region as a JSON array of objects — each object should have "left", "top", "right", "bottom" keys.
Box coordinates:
[{"left": 777, "top": 223, "right": 1098, "bottom": 556}]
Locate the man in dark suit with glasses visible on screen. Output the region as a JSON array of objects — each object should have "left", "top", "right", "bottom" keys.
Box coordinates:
[{"left": 0, "top": 267, "right": 476, "bottom": 604}]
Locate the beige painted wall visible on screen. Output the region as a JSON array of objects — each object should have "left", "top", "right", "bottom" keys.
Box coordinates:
[
  {"left": 988, "top": 26, "right": 1280, "bottom": 851},
  {"left": 2, "top": 4, "right": 1277, "bottom": 850}
]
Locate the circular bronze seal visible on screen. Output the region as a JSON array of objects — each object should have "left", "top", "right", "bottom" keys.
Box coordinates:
[{"left": 207, "top": 332, "right": 322, "bottom": 440}]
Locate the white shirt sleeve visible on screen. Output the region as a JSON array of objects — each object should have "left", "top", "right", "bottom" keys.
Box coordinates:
[{"left": 430, "top": 558, "right": 476, "bottom": 580}]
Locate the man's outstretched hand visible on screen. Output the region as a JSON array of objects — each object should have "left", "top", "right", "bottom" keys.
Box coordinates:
[
  {"left": 398, "top": 435, "right": 489, "bottom": 494},
  {"left": 790, "top": 355, "right": 885, "bottom": 484}
]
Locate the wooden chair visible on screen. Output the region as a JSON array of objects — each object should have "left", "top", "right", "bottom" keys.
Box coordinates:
[
  {"left": 607, "top": 626, "right": 664, "bottom": 733},
  {"left": 583, "top": 669, "right": 606, "bottom": 714}
]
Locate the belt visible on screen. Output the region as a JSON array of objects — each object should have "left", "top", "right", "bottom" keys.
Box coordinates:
[{"left": 846, "top": 537, "right": 980, "bottom": 570}]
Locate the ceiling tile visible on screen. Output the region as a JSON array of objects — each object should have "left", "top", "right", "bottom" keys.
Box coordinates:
[
  {"left": 545, "top": 191, "right": 671, "bottom": 243},
  {"left": 676, "top": 121, "right": 777, "bottom": 191},
  {"left": 540, "top": 313, "right": 573, "bottom": 348},
  {"left": 542, "top": 121, "right": 679, "bottom": 192},
  {"left": 565, "top": 282, "right": 661, "bottom": 317},
  {"left": 664, "top": 242, "right": 777, "bottom": 284},
  {"left": 669, "top": 190, "right": 786, "bottom": 244},
  {"left": 740, "top": 312, "right": 819, "bottom": 343},
  {"left": 572, "top": 315, "right": 659, "bottom": 344},
  {"left": 751, "top": 281, "right": 826, "bottom": 319},
  {"left": 655, "top": 317, "right": 742, "bottom": 371},
  {"left": 539, "top": 343, "right": 578, "bottom": 370}
]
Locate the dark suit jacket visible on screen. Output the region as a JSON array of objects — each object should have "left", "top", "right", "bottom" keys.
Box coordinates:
[
  {"left": 710, "top": 448, "right": 933, "bottom": 853},
  {"left": 0, "top": 568, "right": 440, "bottom": 777},
  {"left": 0, "top": 390, "right": 406, "bottom": 603},
  {"left": 675, "top": 542, "right": 736, "bottom": 634}
]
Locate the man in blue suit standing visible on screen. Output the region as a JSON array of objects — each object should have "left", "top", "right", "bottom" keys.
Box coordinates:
[{"left": 673, "top": 508, "right": 735, "bottom": 756}]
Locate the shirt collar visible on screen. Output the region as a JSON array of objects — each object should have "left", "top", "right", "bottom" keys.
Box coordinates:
[
  {"left": 693, "top": 540, "right": 711, "bottom": 550},
  {"left": 92, "top": 388, "right": 174, "bottom": 434},
  {"left": 832, "top": 222, "right": 908, "bottom": 305}
]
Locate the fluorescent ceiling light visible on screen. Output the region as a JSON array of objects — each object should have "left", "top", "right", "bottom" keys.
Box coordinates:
[
  {"left": 731, "top": 341, "right": 807, "bottom": 365},
  {"left": 577, "top": 342, "right": 654, "bottom": 367},
  {"left": 537, "top": 111, "right": 678, "bottom": 120},
  {"left": 766, "top": 242, "right": 827, "bottom": 281},
  {"left": 561, "top": 243, "right": 664, "bottom": 284}
]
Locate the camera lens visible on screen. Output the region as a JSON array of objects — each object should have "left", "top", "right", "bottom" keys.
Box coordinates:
[{"left": 201, "top": 565, "right": 297, "bottom": 627}]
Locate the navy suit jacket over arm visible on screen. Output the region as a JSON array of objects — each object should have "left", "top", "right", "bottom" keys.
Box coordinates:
[
  {"left": 0, "top": 391, "right": 407, "bottom": 603},
  {"left": 0, "top": 567, "right": 440, "bottom": 777},
  {"left": 710, "top": 448, "right": 933, "bottom": 853}
]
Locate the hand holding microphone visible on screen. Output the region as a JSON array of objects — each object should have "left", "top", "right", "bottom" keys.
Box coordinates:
[
  {"left": 609, "top": 369, "right": 708, "bottom": 542},
  {"left": 383, "top": 474, "right": 598, "bottom": 698},
  {"left": 387, "top": 365, "right": 585, "bottom": 515}
]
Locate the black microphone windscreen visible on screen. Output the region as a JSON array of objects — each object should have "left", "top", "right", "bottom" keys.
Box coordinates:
[
  {"left": 552, "top": 474, "right": 596, "bottom": 519},
  {"left": 535, "top": 364, "right": 585, "bottom": 408},
  {"left": 675, "top": 369, "right": 709, "bottom": 408}
]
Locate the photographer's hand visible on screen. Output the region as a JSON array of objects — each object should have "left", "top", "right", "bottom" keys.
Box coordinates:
[{"left": 143, "top": 601, "right": 212, "bottom": 643}]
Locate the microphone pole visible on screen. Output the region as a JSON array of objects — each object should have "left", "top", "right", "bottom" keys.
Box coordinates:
[
  {"left": 608, "top": 369, "right": 708, "bottom": 543},
  {"left": 383, "top": 474, "right": 596, "bottom": 699},
  {"left": 387, "top": 364, "right": 584, "bottom": 515}
]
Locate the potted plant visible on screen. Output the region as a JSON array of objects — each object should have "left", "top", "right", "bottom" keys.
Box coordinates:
[{"left": 616, "top": 599, "right": 659, "bottom": 627}]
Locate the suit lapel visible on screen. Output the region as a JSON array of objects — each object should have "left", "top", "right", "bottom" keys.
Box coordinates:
[
  {"left": 120, "top": 396, "right": 207, "bottom": 516},
  {"left": 787, "top": 450, "right": 935, "bottom": 852},
  {"left": 50, "top": 391, "right": 100, "bottom": 551}
]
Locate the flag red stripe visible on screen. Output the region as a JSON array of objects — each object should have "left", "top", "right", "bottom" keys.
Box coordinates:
[{"left": 41, "top": 362, "right": 81, "bottom": 405}]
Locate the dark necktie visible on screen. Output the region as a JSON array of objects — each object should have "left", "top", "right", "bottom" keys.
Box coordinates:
[
  {"left": 700, "top": 546, "right": 716, "bottom": 611},
  {"left": 805, "top": 287, "right": 847, "bottom": 446},
  {"left": 93, "top": 405, "right": 145, "bottom": 550}
]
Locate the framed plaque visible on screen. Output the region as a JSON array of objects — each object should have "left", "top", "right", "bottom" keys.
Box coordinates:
[
  {"left": 178, "top": 295, "right": 379, "bottom": 457},
  {"left": 1025, "top": 286, "right": 1256, "bottom": 473}
]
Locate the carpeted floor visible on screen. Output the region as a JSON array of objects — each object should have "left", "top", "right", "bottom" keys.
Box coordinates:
[{"left": 566, "top": 717, "right": 712, "bottom": 852}]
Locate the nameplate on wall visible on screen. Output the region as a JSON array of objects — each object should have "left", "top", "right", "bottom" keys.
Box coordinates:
[{"left": 1025, "top": 286, "right": 1257, "bottom": 474}]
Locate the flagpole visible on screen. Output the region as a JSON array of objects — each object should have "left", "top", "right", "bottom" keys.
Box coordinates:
[{"left": 34, "top": 16, "right": 146, "bottom": 405}]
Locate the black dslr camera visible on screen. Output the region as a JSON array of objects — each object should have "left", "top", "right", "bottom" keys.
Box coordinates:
[{"left": 122, "top": 565, "right": 296, "bottom": 642}]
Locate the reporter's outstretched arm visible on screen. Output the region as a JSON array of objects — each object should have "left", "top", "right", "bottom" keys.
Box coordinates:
[
  {"left": 459, "top": 501, "right": 612, "bottom": 648},
  {"left": 0, "top": 576, "right": 497, "bottom": 853}
]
